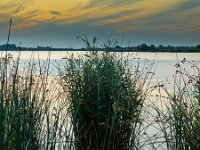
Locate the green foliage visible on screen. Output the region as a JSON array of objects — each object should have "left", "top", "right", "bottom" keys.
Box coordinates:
[
  {"left": 0, "top": 53, "right": 67, "bottom": 150},
  {"left": 62, "top": 50, "right": 151, "bottom": 149},
  {"left": 0, "top": 54, "right": 40, "bottom": 149},
  {"left": 154, "top": 60, "right": 200, "bottom": 150}
]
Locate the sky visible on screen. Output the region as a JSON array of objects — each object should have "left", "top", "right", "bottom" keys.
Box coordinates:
[{"left": 0, "top": 0, "right": 200, "bottom": 48}]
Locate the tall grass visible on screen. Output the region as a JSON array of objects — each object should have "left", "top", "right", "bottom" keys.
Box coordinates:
[
  {"left": 2, "top": 39, "right": 200, "bottom": 149},
  {"left": 0, "top": 52, "right": 68, "bottom": 149},
  {"left": 60, "top": 47, "right": 154, "bottom": 149},
  {"left": 151, "top": 59, "right": 200, "bottom": 149}
]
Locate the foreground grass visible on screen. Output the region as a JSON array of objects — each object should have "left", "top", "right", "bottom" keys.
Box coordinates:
[
  {"left": 60, "top": 51, "right": 153, "bottom": 149},
  {"left": 150, "top": 59, "right": 200, "bottom": 150},
  {"left": 0, "top": 52, "right": 69, "bottom": 149},
  {"left": 0, "top": 51, "right": 200, "bottom": 150}
]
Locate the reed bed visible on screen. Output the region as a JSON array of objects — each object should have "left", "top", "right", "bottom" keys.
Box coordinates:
[
  {"left": 0, "top": 52, "right": 69, "bottom": 150},
  {"left": 1, "top": 49, "right": 200, "bottom": 150},
  {"left": 150, "top": 59, "right": 200, "bottom": 150},
  {"left": 59, "top": 47, "right": 154, "bottom": 149}
]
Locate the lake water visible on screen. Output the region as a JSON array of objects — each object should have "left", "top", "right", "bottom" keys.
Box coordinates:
[
  {"left": 2, "top": 51, "right": 200, "bottom": 95},
  {"left": 1, "top": 51, "right": 200, "bottom": 149},
  {"left": 4, "top": 51, "right": 199, "bottom": 85},
  {"left": 4, "top": 50, "right": 200, "bottom": 65}
]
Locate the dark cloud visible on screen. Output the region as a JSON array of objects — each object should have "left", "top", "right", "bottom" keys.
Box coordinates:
[
  {"left": 0, "top": 1, "right": 32, "bottom": 11},
  {"left": 83, "top": 0, "right": 138, "bottom": 10},
  {"left": 0, "top": 3, "right": 19, "bottom": 9},
  {"left": 49, "top": 11, "right": 61, "bottom": 15},
  {"left": 97, "top": 9, "right": 141, "bottom": 22},
  {"left": 176, "top": 1, "right": 200, "bottom": 11},
  {"left": 15, "top": 5, "right": 25, "bottom": 14},
  {"left": 16, "top": 11, "right": 39, "bottom": 24}
]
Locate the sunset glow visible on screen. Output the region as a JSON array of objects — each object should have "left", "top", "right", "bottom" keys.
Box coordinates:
[{"left": 0, "top": 0, "right": 200, "bottom": 47}]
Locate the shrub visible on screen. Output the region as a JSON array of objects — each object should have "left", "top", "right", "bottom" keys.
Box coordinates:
[
  {"left": 154, "top": 59, "right": 200, "bottom": 149},
  {"left": 0, "top": 53, "right": 67, "bottom": 149},
  {"left": 61, "top": 50, "right": 153, "bottom": 149}
]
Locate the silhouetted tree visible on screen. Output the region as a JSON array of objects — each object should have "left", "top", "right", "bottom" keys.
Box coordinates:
[
  {"left": 150, "top": 44, "right": 156, "bottom": 50},
  {"left": 159, "top": 44, "right": 164, "bottom": 50},
  {"left": 0, "top": 44, "right": 16, "bottom": 50},
  {"left": 139, "top": 44, "right": 148, "bottom": 50}
]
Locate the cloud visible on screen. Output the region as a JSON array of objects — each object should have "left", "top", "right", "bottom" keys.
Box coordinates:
[
  {"left": 0, "top": 0, "right": 200, "bottom": 46},
  {"left": 14, "top": 5, "right": 25, "bottom": 14},
  {"left": 0, "top": 1, "right": 34, "bottom": 24},
  {"left": 90, "top": 0, "right": 200, "bottom": 34},
  {"left": 49, "top": 11, "right": 61, "bottom": 16},
  {"left": 176, "top": 0, "right": 200, "bottom": 11},
  {"left": 1, "top": 0, "right": 179, "bottom": 27}
]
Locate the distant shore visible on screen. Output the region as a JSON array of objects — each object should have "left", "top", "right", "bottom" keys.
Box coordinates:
[
  {"left": 1, "top": 49, "right": 200, "bottom": 53},
  {"left": 0, "top": 43, "right": 200, "bottom": 53}
]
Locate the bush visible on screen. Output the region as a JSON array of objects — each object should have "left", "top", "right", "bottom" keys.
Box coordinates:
[
  {"left": 0, "top": 53, "right": 67, "bottom": 149},
  {"left": 61, "top": 50, "right": 153, "bottom": 149},
  {"left": 154, "top": 59, "right": 200, "bottom": 149}
]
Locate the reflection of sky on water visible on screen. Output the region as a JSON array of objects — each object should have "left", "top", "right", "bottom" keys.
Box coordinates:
[
  {"left": 1, "top": 51, "right": 200, "bottom": 60},
  {"left": 1, "top": 51, "right": 200, "bottom": 149},
  {"left": 1, "top": 51, "right": 200, "bottom": 88}
]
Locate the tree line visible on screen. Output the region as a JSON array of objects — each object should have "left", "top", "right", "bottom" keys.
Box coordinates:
[{"left": 0, "top": 43, "right": 200, "bottom": 52}]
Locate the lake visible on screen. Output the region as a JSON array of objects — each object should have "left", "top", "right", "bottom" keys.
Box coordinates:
[
  {"left": 1, "top": 51, "right": 200, "bottom": 149},
  {"left": 1, "top": 51, "right": 200, "bottom": 95},
  {"left": 4, "top": 51, "right": 199, "bottom": 85}
]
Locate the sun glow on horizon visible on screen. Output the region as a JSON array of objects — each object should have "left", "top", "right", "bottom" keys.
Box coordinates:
[
  {"left": 0, "top": 0, "right": 199, "bottom": 34},
  {"left": 0, "top": 0, "right": 200, "bottom": 47}
]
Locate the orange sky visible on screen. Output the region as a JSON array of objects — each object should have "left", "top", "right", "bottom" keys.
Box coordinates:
[{"left": 0, "top": 0, "right": 200, "bottom": 47}]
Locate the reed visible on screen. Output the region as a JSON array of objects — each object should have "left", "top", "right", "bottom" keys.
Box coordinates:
[
  {"left": 0, "top": 52, "right": 68, "bottom": 149},
  {"left": 60, "top": 42, "right": 154, "bottom": 149},
  {"left": 151, "top": 59, "right": 200, "bottom": 149}
]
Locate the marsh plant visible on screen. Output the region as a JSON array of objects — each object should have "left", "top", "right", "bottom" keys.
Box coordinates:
[
  {"left": 152, "top": 59, "right": 200, "bottom": 150},
  {"left": 61, "top": 49, "right": 154, "bottom": 150},
  {"left": 0, "top": 52, "right": 68, "bottom": 150}
]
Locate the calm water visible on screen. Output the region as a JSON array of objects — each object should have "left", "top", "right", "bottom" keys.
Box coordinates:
[
  {"left": 2, "top": 51, "right": 200, "bottom": 149},
  {"left": 2, "top": 51, "right": 200, "bottom": 83}
]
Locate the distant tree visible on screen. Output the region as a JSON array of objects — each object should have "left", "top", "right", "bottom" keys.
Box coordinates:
[
  {"left": 159, "top": 44, "right": 164, "bottom": 49},
  {"left": 150, "top": 44, "right": 156, "bottom": 50},
  {"left": 167, "top": 45, "right": 174, "bottom": 49},
  {"left": 196, "top": 44, "right": 200, "bottom": 49},
  {"left": 140, "top": 44, "right": 148, "bottom": 50},
  {"left": 0, "top": 44, "right": 16, "bottom": 50},
  {"left": 114, "top": 45, "right": 122, "bottom": 50}
]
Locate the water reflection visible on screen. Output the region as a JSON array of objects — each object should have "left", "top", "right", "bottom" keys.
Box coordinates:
[{"left": 1, "top": 51, "right": 200, "bottom": 89}]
